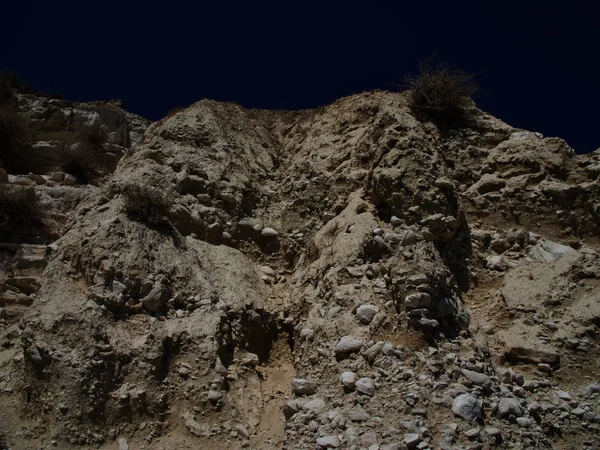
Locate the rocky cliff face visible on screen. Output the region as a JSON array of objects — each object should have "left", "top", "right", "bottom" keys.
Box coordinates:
[{"left": 1, "top": 90, "right": 600, "bottom": 450}]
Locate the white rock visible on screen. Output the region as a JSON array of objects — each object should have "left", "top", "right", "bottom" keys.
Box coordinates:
[
  {"left": 334, "top": 336, "right": 364, "bottom": 356},
  {"left": 316, "top": 436, "right": 341, "bottom": 448},
  {"left": 207, "top": 390, "right": 222, "bottom": 402},
  {"left": 403, "top": 433, "right": 422, "bottom": 448},
  {"left": 452, "top": 394, "right": 482, "bottom": 421},
  {"left": 355, "top": 377, "right": 374, "bottom": 396},
  {"left": 291, "top": 378, "right": 317, "bottom": 395},
  {"left": 261, "top": 227, "right": 279, "bottom": 237},
  {"left": 300, "top": 328, "right": 315, "bottom": 340},
  {"left": 340, "top": 371, "right": 357, "bottom": 389},
  {"left": 498, "top": 397, "right": 524, "bottom": 417},
  {"left": 391, "top": 215, "right": 402, "bottom": 226},
  {"left": 302, "top": 398, "right": 327, "bottom": 414},
  {"left": 356, "top": 304, "right": 379, "bottom": 324}
]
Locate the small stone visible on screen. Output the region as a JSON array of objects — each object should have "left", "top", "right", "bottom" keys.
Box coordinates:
[
  {"left": 316, "top": 436, "right": 341, "bottom": 448},
  {"left": 452, "top": 394, "right": 482, "bottom": 421},
  {"left": 334, "top": 336, "right": 364, "bottom": 357},
  {"left": 363, "top": 341, "right": 384, "bottom": 363},
  {"left": 355, "top": 377, "right": 374, "bottom": 396},
  {"left": 208, "top": 390, "right": 223, "bottom": 403},
  {"left": 391, "top": 215, "right": 402, "bottom": 226},
  {"left": 241, "top": 353, "right": 259, "bottom": 366},
  {"left": 528, "top": 402, "right": 541, "bottom": 413},
  {"left": 302, "top": 398, "right": 327, "bottom": 414},
  {"left": 341, "top": 371, "right": 357, "bottom": 390},
  {"left": 119, "top": 438, "right": 129, "bottom": 450},
  {"left": 498, "top": 397, "right": 524, "bottom": 418},
  {"left": 283, "top": 400, "right": 302, "bottom": 419},
  {"left": 517, "top": 417, "right": 532, "bottom": 428},
  {"left": 485, "top": 427, "right": 502, "bottom": 438},
  {"left": 583, "top": 383, "right": 600, "bottom": 398},
  {"left": 291, "top": 378, "right": 317, "bottom": 395},
  {"left": 300, "top": 328, "right": 315, "bottom": 341},
  {"left": 461, "top": 369, "right": 492, "bottom": 391},
  {"left": 141, "top": 285, "right": 164, "bottom": 312},
  {"left": 348, "top": 405, "right": 370, "bottom": 422},
  {"left": 465, "top": 428, "right": 480, "bottom": 439},
  {"left": 261, "top": 227, "right": 278, "bottom": 237},
  {"left": 404, "top": 433, "right": 422, "bottom": 448},
  {"left": 235, "top": 424, "right": 250, "bottom": 439},
  {"left": 537, "top": 363, "right": 553, "bottom": 373},
  {"left": 361, "top": 432, "right": 378, "bottom": 447},
  {"left": 404, "top": 293, "right": 431, "bottom": 309},
  {"left": 557, "top": 390, "right": 572, "bottom": 401},
  {"left": 356, "top": 304, "right": 379, "bottom": 324},
  {"left": 220, "top": 192, "right": 236, "bottom": 204},
  {"left": 328, "top": 306, "right": 343, "bottom": 319}
]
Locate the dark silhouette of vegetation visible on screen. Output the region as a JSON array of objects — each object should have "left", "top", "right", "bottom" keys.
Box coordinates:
[
  {"left": 62, "top": 150, "right": 99, "bottom": 184},
  {"left": 0, "top": 186, "right": 42, "bottom": 242},
  {"left": 0, "top": 73, "right": 14, "bottom": 106},
  {"left": 61, "top": 124, "right": 109, "bottom": 184},
  {"left": 80, "top": 123, "right": 109, "bottom": 150},
  {"left": 0, "top": 72, "right": 31, "bottom": 174},
  {"left": 122, "top": 184, "right": 171, "bottom": 228},
  {"left": 405, "top": 59, "right": 477, "bottom": 130}
]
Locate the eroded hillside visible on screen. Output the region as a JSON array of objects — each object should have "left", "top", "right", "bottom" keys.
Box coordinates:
[{"left": 1, "top": 89, "right": 600, "bottom": 450}]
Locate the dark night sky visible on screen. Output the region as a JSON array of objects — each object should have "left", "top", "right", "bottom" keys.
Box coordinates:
[{"left": 1, "top": 0, "right": 598, "bottom": 153}]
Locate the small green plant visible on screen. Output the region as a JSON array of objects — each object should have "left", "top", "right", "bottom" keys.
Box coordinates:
[
  {"left": 0, "top": 186, "right": 42, "bottom": 242},
  {"left": 405, "top": 59, "right": 477, "bottom": 129},
  {"left": 121, "top": 184, "right": 171, "bottom": 228}
]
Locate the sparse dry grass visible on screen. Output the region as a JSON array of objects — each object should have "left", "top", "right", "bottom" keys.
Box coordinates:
[
  {"left": 121, "top": 184, "right": 171, "bottom": 228},
  {"left": 406, "top": 60, "right": 477, "bottom": 130}
]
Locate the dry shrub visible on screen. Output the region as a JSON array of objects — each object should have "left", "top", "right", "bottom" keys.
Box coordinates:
[
  {"left": 0, "top": 104, "right": 30, "bottom": 173},
  {"left": 61, "top": 124, "right": 109, "bottom": 184},
  {"left": 122, "top": 184, "right": 171, "bottom": 228},
  {"left": 0, "top": 72, "right": 31, "bottom": 173},
  {"left": 0, "top": 186, "right": 42, "bottom": 242},
  {"left": 406, "top": 60, "right": 477, "bottom": 129},
  {"left": 80, "top": 123, "right": 108, "bottom": 150},
  {"left": 61, "top": 150, "right": 99, "bottom": 184}
]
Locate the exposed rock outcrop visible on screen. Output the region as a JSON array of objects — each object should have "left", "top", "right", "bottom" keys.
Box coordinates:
[{"left": 1, "top": 89, "right": 599, "bottom": 449}]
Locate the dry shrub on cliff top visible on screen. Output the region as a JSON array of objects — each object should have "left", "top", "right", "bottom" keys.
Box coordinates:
[
  {"left": 122, "top": 184, "right": 171, "bottom": 228},
  {"left": 406, "top": 60, "right": 477, "bottom": 129}
]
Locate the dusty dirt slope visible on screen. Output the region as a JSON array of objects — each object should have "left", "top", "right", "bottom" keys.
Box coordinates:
[{"left": 1, "top": 90, "right": 600, "bottom": 449}]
